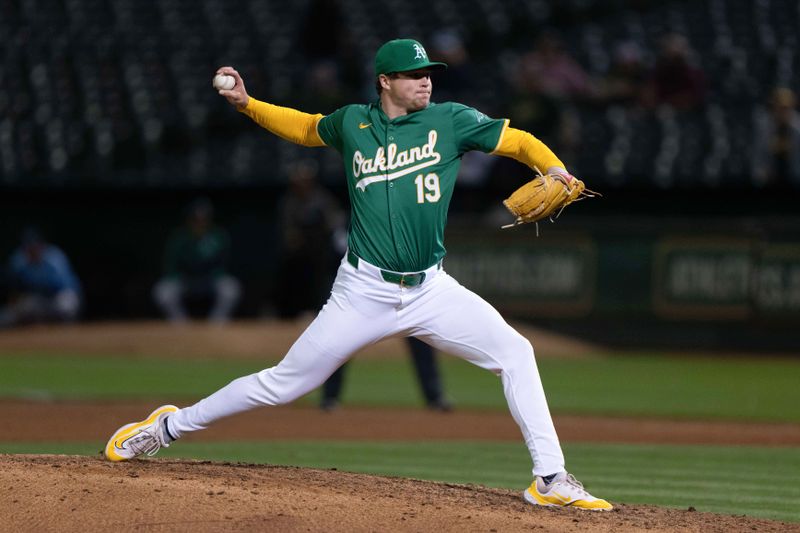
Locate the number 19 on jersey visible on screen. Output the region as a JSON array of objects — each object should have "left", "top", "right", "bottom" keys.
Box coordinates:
[{"left": 415, "top": 173, "right": 441, "bottom": 203}]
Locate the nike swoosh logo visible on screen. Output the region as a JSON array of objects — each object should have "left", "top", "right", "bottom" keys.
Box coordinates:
[
  {"left": 358, "top": 122, "right": 372, "bottom": 129},
  {"left": 550, "top": 490, "right": 573, "bottom": 504},
  {"left": 114, "top": 432, "right": 137, "bottom": 450}
]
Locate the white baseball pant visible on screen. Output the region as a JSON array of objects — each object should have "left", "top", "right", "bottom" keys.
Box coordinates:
[{"left": 168, "top": 252, "right": 565, "bottom": 477}]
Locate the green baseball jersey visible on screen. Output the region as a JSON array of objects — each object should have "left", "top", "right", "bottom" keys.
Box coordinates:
[
  {"left": 163, "top": 226, "right": 231, "bottom": 281},
  {"left": 317, "top": 101, "right": 508, "bottom": 273}
]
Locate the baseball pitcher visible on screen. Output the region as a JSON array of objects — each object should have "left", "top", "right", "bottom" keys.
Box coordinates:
[{"left": 105, "top": 39, "right": 611, "bottom": 511}]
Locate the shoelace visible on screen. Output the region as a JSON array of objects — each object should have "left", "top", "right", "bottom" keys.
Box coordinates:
[
  {"left": 561, "top": 473, "right": 590, "bottom": 498},
  {"left": 126, "top": 427, "right": 162, "bottom": 457}
]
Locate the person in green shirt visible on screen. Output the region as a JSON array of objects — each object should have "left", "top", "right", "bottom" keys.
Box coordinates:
[
  {"left": 106, "top": 39, "right": 611, "bottom": 511},
  {"left": 152, "top": 197, "right": 241, "bottom": 323}
]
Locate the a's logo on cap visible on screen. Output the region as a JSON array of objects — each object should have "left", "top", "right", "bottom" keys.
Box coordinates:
[{"left": 413, "top": 43, "right": 428, "bottom": 60}]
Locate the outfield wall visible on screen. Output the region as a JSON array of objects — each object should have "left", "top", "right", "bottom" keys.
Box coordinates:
[{"left": 445, "top": 216, "right": 800, "bottom": 351}]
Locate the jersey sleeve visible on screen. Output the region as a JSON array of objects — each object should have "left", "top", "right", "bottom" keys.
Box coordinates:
[
  {"left": 316, "top": 105, "right": 351, "bottom": 153},
  {"left": 451, "top": 103, "right": 509, "bottom": 155}
]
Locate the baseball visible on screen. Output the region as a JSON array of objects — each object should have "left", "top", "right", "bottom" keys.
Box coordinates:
[{"left": 212, "top": 74, "right": 235, "bottom": 91}]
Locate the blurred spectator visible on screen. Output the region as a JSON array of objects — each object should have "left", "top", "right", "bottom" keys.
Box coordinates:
[
  {"left": 598, "top": 41, "right": 649, "bottom": 108},
  {"left": 298, "top": 60, "right": 348, "bottom": 113},
  {"left": 0, "top": 228, "right": 82, "bottom": 327},
  {"left": 644, "top": 33, "right": 707, "bottom": 111},
  {"left": 752, "top": 87, "right": 800, "bottom": 189},
  {"left": 300, "top": 0, "right": 362, "bottom": 93},
  {"left": 321, "top": 337, "right": 453, "bottom": 412},
  {"left": 275, "top": 160, "right": 345, "bottom": 319},
  {"left": 301, "top": 0, "right": 346, "bottom": 60},
  {"left": 516, "top": 31, "right": 594, "bottom": 101},
  {"left": 505, "top": 81, "right": 563, "bottom": 149},
  {"left": 507, "top": 31, "right": 587, "bottom": 161},
  {"left": 152, "top": 197, "right": 241, "bottom": 323},
  {"left": 429, "top": 29, "right": 475, "bottom": 102}
]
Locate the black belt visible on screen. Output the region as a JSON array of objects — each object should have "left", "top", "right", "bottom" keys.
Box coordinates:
[{"left": 347, "top": 250, "right": 428, "bottom": 287}]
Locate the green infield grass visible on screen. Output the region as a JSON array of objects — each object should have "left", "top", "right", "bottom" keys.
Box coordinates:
[
  {"left": 1, "top": 353, "right": 799, "bottom": 422},
  {"left": 2, "top": 440, "right": 798, "bottom": 523}
]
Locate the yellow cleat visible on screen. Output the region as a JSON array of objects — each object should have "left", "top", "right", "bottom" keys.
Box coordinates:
[
  {"left": 104, "top": 405, "right": 178, "bottom": 462},
  {"left": 524, "top": 472, "right": 613, "bottom": 511}
]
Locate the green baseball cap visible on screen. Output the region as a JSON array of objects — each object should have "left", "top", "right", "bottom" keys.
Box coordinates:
[{"left": 374, "top": 39, "right": 448, "bottom": 76}]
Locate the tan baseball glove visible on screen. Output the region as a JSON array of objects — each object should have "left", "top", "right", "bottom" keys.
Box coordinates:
[{"left": 502, "top": 168, "right": 599, "bottom": 231}]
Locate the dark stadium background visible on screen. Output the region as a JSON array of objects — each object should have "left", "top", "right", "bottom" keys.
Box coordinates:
[{"left": 2, "top": 0, "right": 798, "bottom": 349}]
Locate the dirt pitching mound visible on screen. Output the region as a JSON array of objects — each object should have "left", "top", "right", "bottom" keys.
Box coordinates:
[{"left": 2, "top": 455, "right": 796, "bottom": 533}]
